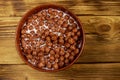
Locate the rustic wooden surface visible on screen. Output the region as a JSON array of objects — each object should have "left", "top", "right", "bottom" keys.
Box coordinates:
[{"left": 0, "top": 0, "right": 120, "bottom": 80}]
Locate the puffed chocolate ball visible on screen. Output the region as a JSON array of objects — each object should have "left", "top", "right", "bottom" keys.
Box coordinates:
[
  {"left": 74, "top": 48, "right": 79, "bottom": 55},
  {"left": 73, "top": 36, "right": 78, "bottom": 41},
  {"left": 38, "top": 52, "right": 43, "bottom": 57},
  {"left": 70, "top": 45, "right": 76, "bottom": 50},
  {"left": 48, "top": 8, "right": 53, "bottom": 14},
  {"left": 65, "top": 59, "right": 69, "bottom": 64},
  {"left": 21, "top": 30, "right": 26, "bottom": 34},
  {"left": 72, "top": 28, "right": 78, "bottom": 33},
  {"left": 77, "top": 31, "right": 81, "bottom": 36},
  {"left": 68, "top": 38, "right": 74, "bottom": 44},
  {"left": 50, "top": 55, "right": 55, "bottom": 61},
  {"left": 53, "top": 63, "right": 59, "bottom": 69},
  {"left": 64, "top": 15, "right": 69, "bottom": 20},
  {"left": 69, "top": 18, "right": 74, "bottom": 23},
  {"left": 45, "top": 47, "right": 50, "bottom": 53},
  {"left": 51, "top": 35, "right": 57, "bottom": 41},
  {"left": 60, "top": 56, "right": 64, "bottom": 61},
  {"left": 65, "top": 52, "right": 70, "bottom": 58},
  {"left": 26, "top": 54, "right": 32, "bottom": 59},
  {"left": 69, "top": 55, "right": 74, "bottom": 61},
  {"left": 55, "top": 53, "right": 60, "bottom": 58},
  {"left": 50, "top": 50, "right": 55, "bottom": 55},
  {"left": 58, "top": 61, "right": 64, "bottom": 67},
  {"left": 47, "top": 42, "right": 52, "bottom": 47},
  {"left": 59, "top": 51, "right": 65, "bottom": 56},
  {"left": 47, "top": 63, "right": 52, "bottom": 68},
  {"left": 32, "top": 51, "right": 37, "bottom": 56},
  {"left": 32, "top": 15, "right": 37, "bottom": 19},
  {"left": 58, "top": 12, "right": 63, "bottom": 17},
  {"left": 27, "top": 49, "right": 32, "bottom": 54},
  {"left": 54, "top": 47, "right": 60, "bottom": 53},
  {"left": 65, "top": 43, "right": 70, "bottom": 48},
  {"left": 38, "top": 62, "right": 45, "bottom": 68},
  {"left": 40, "top": 47, "right": 45, "bottom": 52},
  {"left": 55, "top": 58, "right": 59, "bottom": 63},
  {"left": 59, "top": 39, "right": 64, "bottom": 44}
]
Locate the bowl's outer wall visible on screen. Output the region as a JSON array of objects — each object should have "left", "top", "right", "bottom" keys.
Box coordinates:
[{"left": 16, "top": 4, "right": 85, "bottom": 72}]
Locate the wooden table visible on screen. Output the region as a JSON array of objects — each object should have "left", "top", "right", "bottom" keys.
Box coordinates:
[{"left": 0, "top": 0, "right": 120, "bottom": 80}]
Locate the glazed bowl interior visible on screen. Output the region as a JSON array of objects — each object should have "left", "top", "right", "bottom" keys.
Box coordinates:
[{"left": 16, "top": 4, "right": 85, "bottom": 72}]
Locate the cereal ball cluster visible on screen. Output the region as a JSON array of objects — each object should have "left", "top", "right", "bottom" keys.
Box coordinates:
[{"left": 20, "top": 8, "right": 81, "bottom": 70}]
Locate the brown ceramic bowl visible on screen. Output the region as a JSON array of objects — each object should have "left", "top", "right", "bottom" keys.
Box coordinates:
[{"left": 16, "top": 4, "right": 85, "bottom": 72}]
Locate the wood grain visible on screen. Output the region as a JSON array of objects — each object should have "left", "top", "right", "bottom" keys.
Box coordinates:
[
  {"left": 0, "top": 16, "right": 120, "bottom": 37},
  {"left": 0, "top": 0, "right": 120, "bottom": 80},
  {"left": 0, "top": 0, "right": 120, "bottom": 17},
  {"left": 0, "top": 16, "right": 120, "bottom": 64},
  {"left": 0, "top": 63, "right": 120, "bottom": 80}
]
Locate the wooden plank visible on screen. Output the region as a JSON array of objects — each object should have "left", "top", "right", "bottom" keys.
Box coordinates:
[
  {"left": 0, "top": 38, "right": 23, "bottom": 64},
  {"left": 0, "top": 16, "right": 120, "bottom": 64},
  {"left": 0, "top": 16, "right": 120, "bottom": 34},
  {"left": 0, "top": 34, "right": 120, "bottom": 64},
  {"left": 4, "top": 0, "right": 120, "bottom": 6},
  {"left": 22, "top": 0, "right": 120, "bottom": 6},
  {"left": 0, "top": 0, "right": 120, "bottom": 16},
  {"left": 0, "top": 63, "right": 120, "bottom": 80}
]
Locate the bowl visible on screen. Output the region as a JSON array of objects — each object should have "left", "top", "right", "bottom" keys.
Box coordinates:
[{"left": 16, "top": 4, "right": 85, "bottom": 72}]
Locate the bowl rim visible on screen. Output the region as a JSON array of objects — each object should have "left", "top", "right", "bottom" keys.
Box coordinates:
[{"left": 15, "top": 4, "right": 85, "bottom": 72}]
